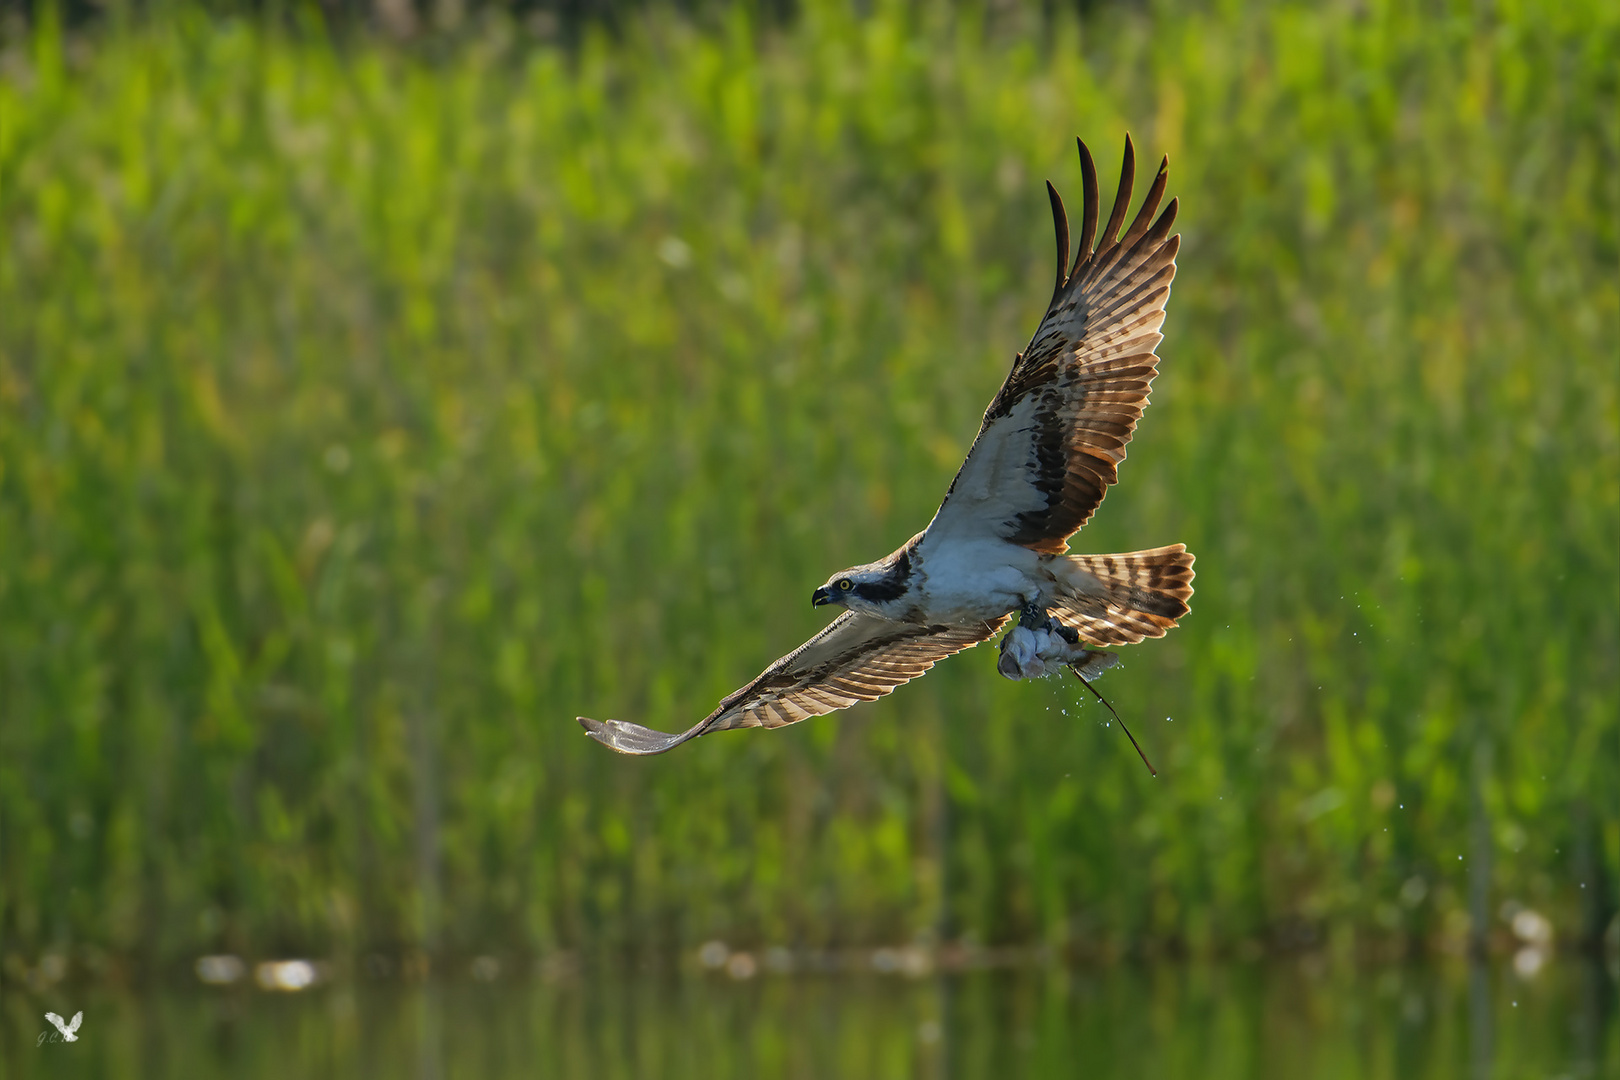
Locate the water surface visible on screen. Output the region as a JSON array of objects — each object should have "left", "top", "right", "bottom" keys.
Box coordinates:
[{"left": 7, "top": 958, "right": 1613, "bottom": 1078}]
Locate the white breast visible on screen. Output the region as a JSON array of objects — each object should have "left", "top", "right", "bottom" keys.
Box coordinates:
[{"left": 913, "top": 534, "right": 1044, "bottom": 622}]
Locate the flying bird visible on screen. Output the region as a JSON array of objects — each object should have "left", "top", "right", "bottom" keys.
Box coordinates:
[{"left": 579, "top": 136, "right": 1194, "bottom": 755}]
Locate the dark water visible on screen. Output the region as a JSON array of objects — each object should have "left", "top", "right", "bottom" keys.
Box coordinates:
[{"left": 6, "top": 958, "right": 1614, "bottom": 1078}]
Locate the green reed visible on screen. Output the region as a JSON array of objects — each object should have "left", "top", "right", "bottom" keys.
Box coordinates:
[{"left": 0, "top": 0, "right": 1614, "bottom": 970}]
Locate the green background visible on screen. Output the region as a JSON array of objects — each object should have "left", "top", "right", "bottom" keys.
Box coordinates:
[{"left": 1, "top": 0, "right": 1615, "bottom": 975}]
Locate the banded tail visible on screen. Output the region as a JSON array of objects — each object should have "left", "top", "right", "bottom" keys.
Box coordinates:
[{"left": 1050, "top": 544, "right": 1194, "bottom": 646}]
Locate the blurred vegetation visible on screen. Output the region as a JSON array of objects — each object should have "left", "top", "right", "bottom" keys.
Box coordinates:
[
  {"left": 0, "top": 0, "right": 1615, "bottom": 975},
  {"left": 14, "top": 0, "right": 807, "bottom": 42}
]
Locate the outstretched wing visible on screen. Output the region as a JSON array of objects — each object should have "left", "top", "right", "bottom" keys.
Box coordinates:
[
  {"left": 578, "top": 611, "right": 1007, "bottom": 755},
  {"left": 924, "top": 135, "right": 1179, "bottom": 555},
  {"left": 67, "top": 1012, "right": 82, "bottom": 1034},
  {"left": 45, "top": 1012, "right": 65, "bottom": 1033}
]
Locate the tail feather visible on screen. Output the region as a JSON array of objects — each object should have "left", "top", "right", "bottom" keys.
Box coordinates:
[{"left": 1051, "top": 544, "right": 1194, "bottom": 646}]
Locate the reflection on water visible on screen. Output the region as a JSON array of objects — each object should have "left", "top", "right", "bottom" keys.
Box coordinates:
[{"left": 5, "top": 958, "right": 1613, "bottom": 1078}]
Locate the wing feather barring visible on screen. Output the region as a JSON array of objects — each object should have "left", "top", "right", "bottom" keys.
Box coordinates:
[{"left": 578, "top": 136, "right": 1194, "bottom": 757}]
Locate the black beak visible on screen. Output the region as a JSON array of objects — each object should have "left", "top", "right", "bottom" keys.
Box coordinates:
[{"left": 811, "top": 586, "right": 833, "bottom": 608}]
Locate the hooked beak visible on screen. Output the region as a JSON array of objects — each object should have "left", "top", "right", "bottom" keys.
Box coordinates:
[{"left": 811, "top": 585, "right": 834, "bottom": 608}]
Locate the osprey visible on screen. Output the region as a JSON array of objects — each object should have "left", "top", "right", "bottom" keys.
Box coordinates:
[{"left": 579, "top": 136, "right": 1194, "bottom": 755}]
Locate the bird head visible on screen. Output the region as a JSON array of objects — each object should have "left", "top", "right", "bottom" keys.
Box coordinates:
[{"left": 811, "top": 559, "right": 908, "bottom": 615}]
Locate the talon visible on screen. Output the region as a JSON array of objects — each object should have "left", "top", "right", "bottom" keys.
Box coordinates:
[{"left": 1017, "top": 600, "right": 1047, "bottom": 628}]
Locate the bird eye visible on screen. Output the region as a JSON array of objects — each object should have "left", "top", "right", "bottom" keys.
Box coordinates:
[{"left": 838, "top": 579, "right": 853, "bottom": 591}]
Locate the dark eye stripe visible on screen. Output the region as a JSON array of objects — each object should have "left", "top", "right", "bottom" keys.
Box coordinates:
[{"left": 853, "top": 576, "right": 907, "bottom": 603}]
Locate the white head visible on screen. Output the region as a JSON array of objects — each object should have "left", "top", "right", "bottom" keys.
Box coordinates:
[{"left": 810, "top": 548, "right": 914, "bottom": 618}]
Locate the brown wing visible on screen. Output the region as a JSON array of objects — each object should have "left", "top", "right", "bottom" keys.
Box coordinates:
[
  {"left": 577, "top": 611, "right": 1007, "bottom": 755},
  {"left": 923, "top": 135, "right": 1179, "bottom": 555}
]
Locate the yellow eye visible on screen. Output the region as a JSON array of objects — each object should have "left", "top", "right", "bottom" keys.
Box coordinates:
[{"left": 838, "top": 579, "right": 853, "bottom": 591}]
